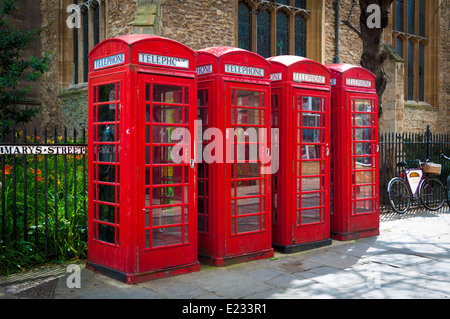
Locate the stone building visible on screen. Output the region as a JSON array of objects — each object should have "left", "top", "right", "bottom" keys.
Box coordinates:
[{"left": 33, "top": 0, "right": 448, "bottom": 133}]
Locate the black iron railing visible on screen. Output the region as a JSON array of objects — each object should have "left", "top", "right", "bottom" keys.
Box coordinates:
[{"left": 0, "top": 124, "right": 87, "bottom": 274}]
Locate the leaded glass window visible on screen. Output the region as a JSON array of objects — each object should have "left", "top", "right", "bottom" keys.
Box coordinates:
[
  {"left": 257, "top": 10, "right": 271, "bottom": 58},
  {"left": 295, "top": 14, "right": 307, "bottom": 57},
  {"left": 276, "top": 10, "right": 289, "bottom": 56},
  {"left": 238, "top": 1, "right": 252, "bottom": 51}
]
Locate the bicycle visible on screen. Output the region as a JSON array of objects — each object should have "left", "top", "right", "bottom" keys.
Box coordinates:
[
  {"left": 440, "top": 153, "right": 450, "bottom": 207},
  {"left": 387, "top": 159, "right": 445, "bottom": 214}
]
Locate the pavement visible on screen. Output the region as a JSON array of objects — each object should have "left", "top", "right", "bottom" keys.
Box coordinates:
[{"left": 1, "top": 208, "right": 450, "bottom": 301}]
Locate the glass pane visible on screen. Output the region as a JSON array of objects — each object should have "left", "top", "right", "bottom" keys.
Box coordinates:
[
  {"left": 353, "top": 128, "right": 373, "bottom": 141},
  {"left": 396, "top": 37, "right": 404, "bottom": 58},
  {"left": 407, "top": 0, "right": 415, "bottom": 34},
  {"left": 302, "top": 96, "right": 322, "bottom": 111},
  {"left": 236, "top": 215, "right": 260, "bottom": 234},
  {"left": 234, "top": 127, "right": 259, "bottom": 143},
  {"left": 295, "top": 15, "right": 307, "bottom": 57},
  {"left": 98, "top": 165, "right": 116, "bottom": 183},
  {"left": 152, "top": 226, "right": 183, "bottom": 247},
  {"left": 153, "top": 85, "right": 184, "bottom": 104},
  {"left": 236, "top": 108, "right": 261, "bottom": 125},
  {"left": 301, "top": 208, "right": 321, "bottom": 224},
  {"left": 354, "top": 200, "right": 373, "bottom": 215},
  {"left": 152, "top": 126, "right": 183, "bottom": 144},
  {"left": 396, "top": 0, "right": 404, "bottom": 32},
  {"left": 152, "top": 166, "right": 183, "bottom": 185},
  {"left": 236, "top": 90, "right": 261, "bottom": 107},
  {"left": 98, "top": 204, "right": 116, "bottom": 223},
  {"left": 234, "top": 198, "right": 261, "bottom": 215},
  {"left": 302, "top": 128, "right": 321, "bottom": 143},
  {"left": 233, "top": 179, "right": 261, "bottom": 197},
  {"left": 98, "top": 124, "right": 117, "bottom": 142},
  {"left": 354, "top": 100, "right": 372, "bottom": 112},
  {"left": 354, "top": 143, "right": 372, "bottom": 155},
  {"left": 302, "top": 145, "right": 320, "bottom": 159},
  {"left": 276, "top": 11, "right": 290, "bottom": 55},
  {"left": 97, "top": 145, "right": 117, "bottom": 163},
  {"left": 354, "top": 170, "right": 373, "bottom": 184},
  {"left": 302, "top": 161, "right": 321, "bottom": 176},
  {"left": 98, "top": 223, "right": 115, "bottom": 244},
  {"left": 152, "top": 206, "right": 183, "bottom": 226},
  {"left": 353, "top": 114, "right": 372, "bottom": 126},
  {"left": 355, "top": 185, "right": 373, "bottom": 200},
  {"left": 257, "top": 11, "right": 271, "bottom": 58},
  {"left": 302, "top": 193, "right": 323, "bottom": 208},
  {"left": 419, "top": 43, "right": 425, "bottom": 102},
  {"left": 152, "top": 146, "right": 182, "bottom": 164},
  {"left": 152, "top": 186, "right": 183, "bottom": 206},
  {"left": 238, "top": 1, "right": 252, "bottom": 51},
  {"left": 302, "top": 177, "right": 321, "bottom": 192},
  {"left": 98, "top": 84, "right": 116, "bottom": 103},
  {"left": 98, "top": 184, "right": 116, "bottom": 204},
  {"left": 407, "top": 40, "right": 414, "bottom": 100},
  {"left": 153, "top": 105, "right": 183, "bottom": 124},
  {"left": 96, "top": 104, "right": 116, "bottom": 123},
  {"left": 234, "top": 162, "right": 260, "bottom": 179}
]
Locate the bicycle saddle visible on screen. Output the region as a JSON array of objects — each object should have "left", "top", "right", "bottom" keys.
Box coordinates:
[{"left": 396, "top": 161, "right": 407, "bottom": 168}]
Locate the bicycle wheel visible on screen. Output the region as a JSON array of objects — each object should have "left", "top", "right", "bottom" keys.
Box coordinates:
[
  {"left": 387, "top": 177, "right": 411, "bottom": 214},
  {"left": 419, "top": 177, "right": 445, "bottom": 211}
]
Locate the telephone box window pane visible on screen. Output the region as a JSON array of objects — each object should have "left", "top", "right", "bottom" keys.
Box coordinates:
[
  {"left": 354, "top": 100, "right": 372, "bottom": 112},
  {"left": 152, "top": 146, "right": 182, "bottom": 164},
  {"left": 152, "top": 126, "right": 183, "bottom": 144},
  {"left": 97, "top": 145, "right": 117, "bottom": 163},
  {"left": 98, "top": 184, "right": 116, "bottom": 204},
  {"left": 153, "top": 105, "right": 183, "bottom": 124},
  {"left": 98, "top": 204, "right": 116, "bottom": 223},
  {"left": 354, "top": 200, "right": 373, "bottom": 215},
  {"left": 355, "top": 170, "right": 373, "bottom": 184},
  {"left": 152, "top": 206, "right": 183, "bottom": 226},
  {"left": 236, "top": 108, "right": 261, "bottom": 125},
  {"left": 353, "top": 114, "right": 372, "bottom": 127},
  {"left": 98, "top": 165, "right": 116, "bottom": 182},
  {"left": 302, "top": 177, "right": 321, "bottom": 192},
  {"left": 302, "top": 96, "right": 322, "bottom": 111},
  {"left": 97, "top": 105, "right": 116, "bottom": 123},
  {"left": 355, "top": 185, "right": 373, "bottom": 200},
  {"left": 353, "top": 128, "right": 373, "bottom": 141},
  {"left": 152, "top": 166, "right": 183, "bottom": 185},
  {"left": 98, "top": 125, "right": 117, "bottom": 142},
  {"left": 302, "top": 162, "right": 321, "bottom": 176},
  {"left": 235, "top": 198, "right": 260, "bottom": 215},
  {"left": 302, "top": 129, "right": 321, "bottom": 143},
  {"left": 98, "top": 224, "right": 115, "bottom": 244},
  {"left": 302, "top": 193, "right": 323, "bottom": 208},
  {"left": 98, "top": 84, "right": 117, "bottom": 103},
  {"left": 234, "top": 180, "right": 260, "bottom": 197},
  {"left": 235, "top": 162, "right": 260, "bottom": 178},
  {"left": 152, "top": 227, "right": 183, "bottom": 247},
  {"left": 236, "top": 215, "right": 260, "bottom": 234},
  {"left": 354, "top": 143, "right": 372, "bottom": 156},
  {"left": 236, "top": 90, "right": 261, "bottom": 107},
  {"left": 152, "top": 186, "right": 183, "bottom": 206},
  {"left": 153, "top": 85, "right": 184, "bottom": 104},
  {"left": 301, "top": 208, "right": 321, "bottom": 224},
  {"left": 302, "top": 145, "right": 320, "bottom": 159}
]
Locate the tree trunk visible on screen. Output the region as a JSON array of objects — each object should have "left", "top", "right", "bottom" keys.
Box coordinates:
[{"left": 358, "top": 0, "right": 393, "bottom": 117}]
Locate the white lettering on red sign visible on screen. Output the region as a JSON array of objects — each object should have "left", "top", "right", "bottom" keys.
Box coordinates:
[
  {"left": 270, "top": 73, "right": 282, "bottom": 81},
  {"left": 93, "top": 53, "right": 125, "bottom": 70},
  {"left": 197, "top": 64, "right": 213, "bottom": 75},
  {"left": 346, "top": 78, "right": 372, "bottom": 88},
  {"left": 293, "top": 72, "right": 326, "bottom": 84},
  {"left": 225, "top": 64, "right": 265, "bottom": 77},
  {"left": 139, "top": 53, "right": 190, "bottom": 69}
]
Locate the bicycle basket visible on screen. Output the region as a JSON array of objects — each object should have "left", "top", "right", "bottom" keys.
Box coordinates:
[{"left": 421, "top": 162, "right": 442, "bottom": 175}]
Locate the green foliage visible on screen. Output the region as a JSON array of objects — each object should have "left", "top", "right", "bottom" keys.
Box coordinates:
[
  {"left": 0, "top": 0, "right": 51, "bottom": 125},
  {"left": 0, "top": 133, "right": 87, "bottom": 276}
]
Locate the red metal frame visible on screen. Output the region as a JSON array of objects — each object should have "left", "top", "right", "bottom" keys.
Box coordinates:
[
  {"left": 87, "top": 35, "right": 199, "bottom": 284},
  {"left": 268, "top": 56, "right": 332, "bottom": 253},
  {"left": 196, "top": 47, "right": 273, "bottom": 266},
  {"left": 327, "top": 63, "right": 380, "bottom": 241}
]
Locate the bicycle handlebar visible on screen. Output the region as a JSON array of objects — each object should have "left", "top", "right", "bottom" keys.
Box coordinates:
[{"left": 440, "top": 153, "right": 450, "bottom": 161}]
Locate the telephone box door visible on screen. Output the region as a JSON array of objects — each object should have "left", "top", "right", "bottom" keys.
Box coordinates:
[
  {"left": 346, "top": 93, "right": 379, "bottom": 235},
  {"left": 225, "top": 82, "right": 272, "bottom": 257},
  {"left": 292, "top": 88, "right": 330, "bottom": 244},
  {"left": 137, "top": 73, "right": 197, "bottom": 273}
]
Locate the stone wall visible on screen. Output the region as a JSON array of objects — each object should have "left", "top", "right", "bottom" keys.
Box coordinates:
[{"left": 161, "top": 0, "right": 234, "bottom": 50}]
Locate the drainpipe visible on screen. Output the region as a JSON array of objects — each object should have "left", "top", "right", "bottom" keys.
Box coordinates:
[{"left": 333, "top": 0, "right": 340, "bottom": 63}]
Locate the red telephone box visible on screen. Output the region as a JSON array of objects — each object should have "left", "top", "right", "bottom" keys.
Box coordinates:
[
  {"left": 327, "top": 63, "right": 380, "bottom": 241},
  {"left": 268, "top": 56, "right": 332, "bottom": 253},
  {"left": 196, "top": 47, "right": 273, "bottom": 266},
  {"left": 87, "top": 34, "right": 199, "bottom": 283}
]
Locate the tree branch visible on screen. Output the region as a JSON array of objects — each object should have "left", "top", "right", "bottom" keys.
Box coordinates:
[{"left": 342, "top": 0, "right": 362, "bottom": 38}]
